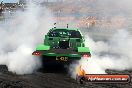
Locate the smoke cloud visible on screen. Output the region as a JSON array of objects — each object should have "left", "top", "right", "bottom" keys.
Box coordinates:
[
  {"left": 0, "top": 1, "right": 54, "bottom": 74},
  {"left": 69, "top": 0, "right": 132, "bottom": 79},
  {"left": 85, "top": 29, "right": 132, "bottom": 72},
  {"left": 70, "top": 29, "right": 132, "bottom": 79}
]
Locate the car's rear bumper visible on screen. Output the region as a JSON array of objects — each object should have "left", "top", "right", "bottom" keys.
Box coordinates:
[{"left": 32, "top": 49, "right": 91, "bottom": 58}]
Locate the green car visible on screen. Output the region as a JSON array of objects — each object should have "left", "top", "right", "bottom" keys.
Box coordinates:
[{"left": 32, "top": 27, "right": 91, "bottom": 63}]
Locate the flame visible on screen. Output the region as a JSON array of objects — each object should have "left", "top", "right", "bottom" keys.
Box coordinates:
[{"left": 76, "top": 65, "right": 86, "bottom": 76}]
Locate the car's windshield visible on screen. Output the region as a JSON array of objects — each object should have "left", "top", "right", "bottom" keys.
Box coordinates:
[{"left": 48, "top": 29, "right": 82, "bottom": 38}]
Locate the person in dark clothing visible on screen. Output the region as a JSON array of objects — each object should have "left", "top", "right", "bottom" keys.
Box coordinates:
[{"left": 0, "top": 1, "right": 3, "bottom": 15}]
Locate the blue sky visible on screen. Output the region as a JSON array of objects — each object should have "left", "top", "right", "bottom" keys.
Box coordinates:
[{"left": 0, "top": 0, "right": 18, "bottom": 3}]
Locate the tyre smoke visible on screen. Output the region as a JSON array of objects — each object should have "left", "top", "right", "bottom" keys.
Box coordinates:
[
  {"left": 69, "top": 0, "right": 132, "bottom": 79},
  {"left": 70, "top": 30, "right": 132, "bottom": 79},
  {"left": 84, "top": 30, "right": 132, "bottom": 73},
  {"left": 0, "top": 1, "right": 54, "bottom": 74}
]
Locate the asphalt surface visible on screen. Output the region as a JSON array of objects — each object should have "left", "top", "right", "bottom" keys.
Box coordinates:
[{"left": 0, "top": 65, "right": 132, "bottom": 88}]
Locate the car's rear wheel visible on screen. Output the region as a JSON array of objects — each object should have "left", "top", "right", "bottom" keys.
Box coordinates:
[{"left": 40, "top": 56, "right": 80, "bottom": 72}]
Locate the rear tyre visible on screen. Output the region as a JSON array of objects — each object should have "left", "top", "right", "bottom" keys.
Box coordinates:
[{"left": 40, "top": 56, "right": 66, "bottom": 73}]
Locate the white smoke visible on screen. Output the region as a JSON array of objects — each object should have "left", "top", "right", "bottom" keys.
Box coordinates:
[
  {"left": 67, "top": 0, "right": 132, "bottom": 79},
  {"left": 84, "top": 29, "right": 132, "bottom": 72},
  {"left": 70, "top": 30, "right": 132, "bottom": 79},
  {"left": 0, "top": 1, "right": 54, "bottom": 74}
]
